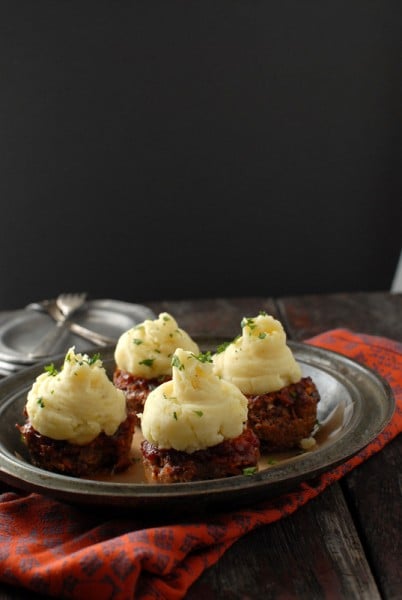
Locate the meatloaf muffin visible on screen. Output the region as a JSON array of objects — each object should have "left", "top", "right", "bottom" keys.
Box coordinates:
[
  {"left": 213, "top": 313, "right": 320, "bottom": 450},
  {"left": 18, "top": 412, "right": 136, "bottom": 477},
  {"left": 246, "top": 376, "right": 320, "bottom": 451},
  {"left": 17, "top": 347, "right": 136, "bottom": 477},
  {"left": 142, "top": 428, "right": 260, "bottom": 483},
  {"left": 140, "top": 348, "right": 260, "bottom": 483},
  {"left": 113, "top": 312, "right": 199, "bottom": 415}
]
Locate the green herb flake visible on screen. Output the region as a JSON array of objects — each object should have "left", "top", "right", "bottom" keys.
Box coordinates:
[
  {"left": 243, "top": 466, "right": 258, "bottom": 476},
  {"left": 37, "top": 397, "right": 45, "bottom": 408},
  {"left": 132, "top": 338, "right": 143, "bottom": 345},
  {"left": 258, "top": 332, "right": 267, "bottom": 339},
  {"left": 193, "top": 410, "right": 203, "bottom": 417},
  {"left": 171, "top": 355, "right": 184, "bottom": 370},
  {"left": 216, "top": 341, "right": 230, "bottom": 354},
  {"left": 87, "top": 353, "right": 101, "bottom": 365},
  {"left": 194, "top": 351, "right": 213, "bottom": 363},
  {"left": 44, "top": 363, "right": 58, "bottom": 377},
  {"left": 139, "top": 358, "right": 155, "bottom": 367},
  {"left": 173, "top": 411, "right": 178, "bottom": 420},
  {"left": 241, "top": 317, "right": 256, "bottom": 331}
]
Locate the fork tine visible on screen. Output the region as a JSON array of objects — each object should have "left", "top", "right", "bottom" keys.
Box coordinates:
[{"left": 56, "top": 292, "right": 88, "bottom": 317}]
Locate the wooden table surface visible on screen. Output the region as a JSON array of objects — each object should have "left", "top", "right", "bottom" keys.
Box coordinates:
[{"left": 0, "top": 291, "right": 401, "bottom": 600}]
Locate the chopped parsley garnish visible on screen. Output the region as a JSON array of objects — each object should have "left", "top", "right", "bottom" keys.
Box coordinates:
[
  {"left": 243, "top": 466, "right": 258, "bottom": 476},
  {"left": 37, "top": 397, "right": 45, "bottom": 408},
  {"left": 193, "top": 351, "right": 213, "bottom": 363},
  {"left": 173, "top": 411, "right": 178, "bottom": 420},
  {"left": 241, "top": 317, "right": 256, "bottom": 330},
  {"left": 215, "top": 341, "right": 230, "bottom": 354},
  {"left": 139, "top": 358, "right": 155, "bottom": 367},
  {"left": 171, "top": 355, "right": 184, "bottom": 370},
  {"left": 44, "top": 363, "right": 58, "bottom": 376},
  {"left": 87, "top": 353, "right": 101, "bottom": 365},
  {"left": 258, "top": 332, "right": 267, "bottom": 339},
  {"left": 193, "top": 410, "right": 203, "bottom": 417},
  {"left": 64, "top": 350, "right": 101, "bottom": 367},
  {"left": 132, "top": 338, "right": 143, "bottom": 345}
]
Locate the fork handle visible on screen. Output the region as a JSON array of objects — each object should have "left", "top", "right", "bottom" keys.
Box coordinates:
[
  {"left": 28, "top": 321, "right": 69, "bottom": 359},
  {"left": 67, "top": 322, "right": 114, "bottom": 346},
  {"left": 28, "top": 320, "right": 114, "bottom": 359}
]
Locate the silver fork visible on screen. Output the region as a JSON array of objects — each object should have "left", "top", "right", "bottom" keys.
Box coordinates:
[
  {"left": 56, "top": 292, "right": 88, "bottom": 321},
  {"left": 29, "top": 292, "right": 88, "bottom": 358}
]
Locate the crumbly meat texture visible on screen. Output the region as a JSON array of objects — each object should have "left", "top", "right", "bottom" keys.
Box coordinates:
[
  {"left": 246, "top": 376, "right": 320, "bottom": 450},
  {"left": 141, "top": 427, "right": 260, "bottom": 483},
  {"left": 113, "top": 368, "right": 171, "bottom": 414},
  {"left": 17, "top": 410, "right": 136, "bottom": 477}
]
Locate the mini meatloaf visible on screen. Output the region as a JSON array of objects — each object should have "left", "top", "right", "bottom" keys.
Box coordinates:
[
  {"left": 141, "top": 427, "right": 260, "bottom": 483},
  {"left": 140, "top": 348, "right": 260, "bottom": 483},
  {"left": 18, "top": 410, "right": 136, "bottom": 477},
  {"left": 17, "top": 347, "right": 135, "bottom": 478},
  {"left": 113, "top": 369, "right": 171, "bottom": 414},
  {"left": 246, "top": 376, "right": 320, "bottom": 450}
]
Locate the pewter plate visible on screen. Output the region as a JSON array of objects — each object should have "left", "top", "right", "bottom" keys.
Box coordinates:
[
  {"left": 0, "top": 299, "right": 155, "bottom": 368},
  {"left": 0, "top": 342, "right": 394, "bottom": 513}
]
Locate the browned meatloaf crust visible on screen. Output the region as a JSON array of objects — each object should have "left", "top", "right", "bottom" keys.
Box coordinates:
[
  {"left": 113, "top": 368, "right": 171, "bottom": 414},
  {"left": 141, "top": 427, "right": 260, "bottom": 483},
  {"left": 247, "top": 376, "right": 320, "bottom": 451},
  {"left": 17, "top": 411, "right": 137, "bottom": 477}
]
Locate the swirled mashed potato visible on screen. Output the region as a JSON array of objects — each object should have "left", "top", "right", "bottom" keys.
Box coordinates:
[
  {"left": 213, "top": 313, "right": 302, "bottom": 395},
  {"left": 26, "top": 347, "right": 127, "bottom": 445},
  {"left": 140, "top": 348, "right": 248, "bottom": 453},
  {"left": 114, "top": 312, "right": 199, "bottom": 378}
]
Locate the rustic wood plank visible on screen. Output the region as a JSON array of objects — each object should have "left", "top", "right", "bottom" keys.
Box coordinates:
[
  {"left": 276, "top": 291, "right": 402, "bottom": 341},
  {"left": 187, "top": 484, "right": 380, "bottom": 599},
  {"left": 341, "top": 436, "right": 402, "bottom": 600}
]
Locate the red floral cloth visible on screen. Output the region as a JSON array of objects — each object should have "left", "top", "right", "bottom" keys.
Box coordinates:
[{"left": 0, "top": 329, "right": 401, "bottom": 599}]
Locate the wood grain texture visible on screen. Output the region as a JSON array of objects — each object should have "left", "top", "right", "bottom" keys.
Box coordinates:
[
  {"left": 276, "top": 291, "right": 402, "bottom": 341},
  {"left": 187, "top": 485, "right": 380, "bottom": 599},
  {"left": 342, "top": 437, "right": 402, "bottom": 600}
]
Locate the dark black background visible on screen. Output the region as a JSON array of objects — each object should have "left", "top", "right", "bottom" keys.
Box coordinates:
[{"left": 0, "top": 1, "right": 401, "bottom": 309}]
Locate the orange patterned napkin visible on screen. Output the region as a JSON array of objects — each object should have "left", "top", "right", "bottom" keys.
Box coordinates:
[{"left": 0, "top": 329, "right": 401, "bottom": 599}]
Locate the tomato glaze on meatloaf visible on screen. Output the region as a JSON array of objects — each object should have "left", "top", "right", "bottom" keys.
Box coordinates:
[
  {"left": 18, "top": 409, "right": 137, "bottom": 477},
  {"left": 141, "top": 427, "right": 260, "bottom": 483},
  {"left": 113, "top": 368, "right": 171, "bottom": 414},
  {"left": 246, "top": 376, "right": 320, "bottom": 451}
]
